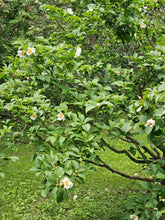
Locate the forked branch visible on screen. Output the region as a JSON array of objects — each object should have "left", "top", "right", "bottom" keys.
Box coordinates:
[
  {"left": 101, "top": 138, "right": 148, "bottom": 164},
  {"left": 83, "top": 158, "right": 155, "bottom": 183}
]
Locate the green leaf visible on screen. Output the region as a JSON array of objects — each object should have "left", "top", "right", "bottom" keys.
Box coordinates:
[
  {"left": 82, "top": 123, "right": 91, "bottom": 132},
  {"left": 71, "top": 161, "right": 79, "bottom": 170},
  {"left": 43, "top": 84, "right": 49, "bottom": 89},
  {"left": 46, "top": 136, "right": 57, "bottom": 144},
  {"left": 0, "top": 72, "right": 5, "bottom": 79},
  {"left": 59, "top": 136, "right": 66, "bottom": 145},
  {"left": 48, "top": 172, "right": 57, "bottom": 182},
  {"left": 0, "top": 172, "right": 5, "bottom": 178},
  {"left": 58, "top": 102, "right": 68, "bottom": 111},
  {"left": 145, "top": 126, "right": 153, "bottom": 135},
  {"left": 141, "top": 182, "right": 152, "bottom": 190},
  {"left": 150, "top": 164, "right": 157, "bottom": 175},
  {"left": 87, "top": 134, "right": 94, "bottom": 142},
  {"left": 85, "top": 104, "right": 96, "bottom": 113},
  {"left": 56, "top": 188, "right": 64, "bottom": 203},
  {"left": 161, "top": 207, "right": 165, "bottom": 214},
  {"left": 100, "top": 101, "right": 113, "bottom": 107},
  {"left": 122, "top": 122, "right": 131, "bottom": 133},
  {"left": 51, "top": 187, "right": 58, "bottom": 200},
  {"left": 55, "top": 166, "right": 64, "bottom": 177},
  {"left": 145, "top": 199, "right": 157, "bottom": 208},
  {"left": 70, "top": 147, "right": 80, "bottom": 154},
  {"left": 111, "top": 81, "right": 123, "bottom": 86},
  {"left": 77, "top": 173, "right": 86, "bottom": 181},
  {"left": 78, "top": 113, "right": 85, "bottom": 121},
  {"left": 9, "top": 156, "right": 19, "bottom": 162},
  {"left": 42, "top": 186, "right": 50, "bottom": 197},
  {"left": 84, "top": 117, "right": 93, "bottom": 123},
  {"left": 154, "top": 108, "right": 165, "bottom": 117},
  {"left": 156, "top": 172, "right": 165, "bottom": 179}
]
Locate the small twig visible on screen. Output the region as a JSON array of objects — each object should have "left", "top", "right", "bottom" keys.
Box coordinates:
[{"left": 21, "top": 124, "right": 27, "bottom": 132}]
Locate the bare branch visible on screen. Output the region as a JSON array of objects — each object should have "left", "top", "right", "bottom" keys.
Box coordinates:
[
  {"left": 119, "top": 135, "right": 148, "bottom": 161},
  {"left": 150, "top": 142, "right": 162, "bottom": 159},
  {"left": 83, "top": 158, "right": 155, "bottom": 183},
  {"left": 119, "top": 137, "right": 132, "bottom": 143},
  {"left": 142, "top": 145, "right": 158, "bottom": 159},
  {"left": 101, "top": 138, "right": 148, "bottom": 164},
  {"left": 126, "top": 136, "right": 159, "bottom": 160}
]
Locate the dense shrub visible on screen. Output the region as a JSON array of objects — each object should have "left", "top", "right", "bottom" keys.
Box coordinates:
[{"left": 0, "top": 0, "right": 165, "bottom": 219}]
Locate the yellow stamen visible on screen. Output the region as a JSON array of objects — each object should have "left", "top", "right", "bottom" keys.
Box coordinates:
[
  {"left": 64, "top": 181, "right": 69, "bottom": 187},
  {"left": 28, "top": 49, "right": 33, "bottom": 53}
]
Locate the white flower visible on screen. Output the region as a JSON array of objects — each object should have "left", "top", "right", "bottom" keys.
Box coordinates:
[
  {"left": 57, "top": 112, "right": 65, "bottom": 121},
  {"left": 70, "top": 0, "right": 75, "bottom": 2},
  {"left": 145, "top": 119, "right": 155, "bottom": 127},
  {"left": 96, "top": 103, "right": 100, "bottom": 106},
  {"left": 134, "top": 173, "right": 138, "bottom": 176},
  {"left": 30, "top": 112, "right": 37, "bottom": 120},
  {"left": 26, "top": 47, "right": 35, "bottom": 56},
  {"left": 61, "top": 177, "right": 73, "bottom": 190},
  {"left": 136, "top": 106, "right": 142, "bottom": 112},
  {"left": 87, "top": 8, "right": 93, "bottom": 12},
  {"left": 42, "top": 72, "right": 48, "bottom": 75},
  {"left": 130, "top": 214, "right": 138, "bottom": 220},
  {"left": 140, "top": 23, "right": 146, "bottom": 29},
  {"left": 67, "top": 8, "right": 74, "bottom": 14},
  {"left": 162, "top": 111, "right": 165, "bottom": 115},
  {"left": 74, "top": 47, "right": 82, "bottom": 58},
  {"left": 18, "top": 50, "right": 25, "bottom": 58},
  {"left": 73, "top": 195, "right": 78, "bottom": 200}
]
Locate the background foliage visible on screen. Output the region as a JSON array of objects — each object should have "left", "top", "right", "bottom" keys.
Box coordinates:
[{"left": 0, "top": 0, "right": 165, "bottom": 219}]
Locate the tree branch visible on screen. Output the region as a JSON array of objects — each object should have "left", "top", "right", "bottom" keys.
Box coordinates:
[
  {"left": 83, "top": 158, "right": 155, "bottom": 183},
  {"left": 101, "top": 138, "right": 147, "bottom": 164},
  {"left": 125, "top": 136, "right": 159, "bottom": 160},
  {"left": 142, "top": 145, "right": 158, "bottom": 159},
  {"left": 145, "top": 27, "right": 155, "bottom": 49},
  {"left": 150, "top": 142, "right": 162, "bottom": 159},
  {"left": 119, "top": 135, "right": 148, "bottom": 161},
  {"left": 36, "top": 133, "right": 57, "bottom": 150}
]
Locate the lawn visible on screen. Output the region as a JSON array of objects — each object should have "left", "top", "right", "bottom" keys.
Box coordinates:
[{"left": 0, "top": 139, "right": 144, "bottom": 220}]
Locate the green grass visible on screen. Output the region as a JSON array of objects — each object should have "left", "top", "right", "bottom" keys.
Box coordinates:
[{"left": 0, "top": 140, "right": 144, "bottom": 220}]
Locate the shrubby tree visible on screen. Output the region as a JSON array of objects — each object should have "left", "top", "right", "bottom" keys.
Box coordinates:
[{"left": 0, "top": 0, "right": 165, "bottom": 219}]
